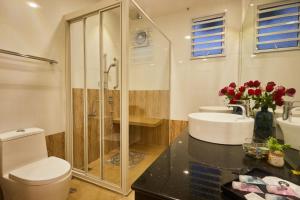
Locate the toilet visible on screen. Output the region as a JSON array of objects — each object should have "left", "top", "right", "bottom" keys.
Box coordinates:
[{"left": 0, "top": 128, "right": 71, "bottom": 200}]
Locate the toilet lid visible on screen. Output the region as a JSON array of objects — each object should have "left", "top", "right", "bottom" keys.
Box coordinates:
[{"left": 9, "top": 156, "right": 71, "bottom": 186}]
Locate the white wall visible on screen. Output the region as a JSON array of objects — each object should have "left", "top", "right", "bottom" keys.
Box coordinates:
[
  {"left": 129, "top": 16, "right": 170, "bottom": 90},
  {"left": 2, "top": 0, "right": 298, "bottom": 130},
  {"left": 103, "top": 8, "right": 121, "bottom": 90},
  {"left": 241, "top": 0, "right": 300, "bottom": 101},
  {"left": 70, "top": 8, "right": 121, "bottom": 90},
  {"left": 0, "top": 0, "right": 101, "bottom": 135},
  {"left": 154, "top": 0, "right": 243, "bottom": 120}
]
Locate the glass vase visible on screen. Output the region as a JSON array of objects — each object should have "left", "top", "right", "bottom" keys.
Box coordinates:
[{"left": 254, "top": 105, "right": 273, "bottom": 141}]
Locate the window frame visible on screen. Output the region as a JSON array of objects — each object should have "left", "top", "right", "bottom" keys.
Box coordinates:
[
  {"left": 254, "top": 0, "right": 300, "bottom": 54},
  {"left": 190, "top": 13, "right": 226, "bottom": 60}
]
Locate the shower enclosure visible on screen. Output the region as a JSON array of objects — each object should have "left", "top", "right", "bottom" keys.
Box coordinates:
[{"left": 65, "top": 0, "right": 170, "bottom": 194}]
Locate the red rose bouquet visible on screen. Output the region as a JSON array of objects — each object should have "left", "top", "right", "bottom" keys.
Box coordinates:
[{"left": 219, "top": 80, "right": 296, "bottom": 111}]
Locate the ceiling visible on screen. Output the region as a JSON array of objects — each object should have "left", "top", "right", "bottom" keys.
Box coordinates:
[{"left": 135, "top": 0, "right": 202, "bottom": 17}]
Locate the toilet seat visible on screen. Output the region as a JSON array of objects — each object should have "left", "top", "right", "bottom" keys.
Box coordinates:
[{"left": 9, "top": 156, "right": 71, "bottom": 186}]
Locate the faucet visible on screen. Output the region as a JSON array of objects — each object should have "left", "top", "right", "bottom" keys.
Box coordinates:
[
  {"left": 228, "top": 104, "right": 246, "bottom": 118},
  {"left": 235, "top": 100, "right": 251, "bottom": 117},
  {"left": 282, "top": 101, "right": 300, "bottom": 120}
]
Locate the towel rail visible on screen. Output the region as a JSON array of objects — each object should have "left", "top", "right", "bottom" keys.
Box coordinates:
[{"left": 0, "top": 49, "right": 58, "bottom": 64}]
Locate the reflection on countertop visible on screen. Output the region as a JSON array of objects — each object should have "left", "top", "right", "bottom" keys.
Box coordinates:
[{"left": 132, "top": 129, "right": 300, "bottom": 200}]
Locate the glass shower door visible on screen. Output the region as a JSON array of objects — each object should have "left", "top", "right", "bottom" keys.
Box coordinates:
[
  {"left": 70, "top": 15, "right": 102, "bottom": 175},
  {"left": 85, "top": 14, "right": 101, "bottom": 178},
  {"left": 101, "top": 6, "right": 121, "bottom": 186},
  {"left": 70, "top": 5, "right": 121, "bottom": 187}
]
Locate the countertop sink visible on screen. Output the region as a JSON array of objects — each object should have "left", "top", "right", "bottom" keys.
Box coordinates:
[
  {"left": 277, "top": 117, "right": 300, "bottom": 150},
  {"left": 198, "top": 106, "right": 233, "bottom": 113},
  {"left": 188, "top": 112, "right": 254, "bottom": 145}
]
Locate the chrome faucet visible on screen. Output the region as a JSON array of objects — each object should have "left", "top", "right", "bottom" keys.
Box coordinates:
[
  {"left": 282, "top": 101, "right": 300, "bottom": 120},
  {"left": 235, "top": 100, "right": 251, "bottom": 117},
  {"left": 228, "top": 104, "right": 246, "bottom": 118}
]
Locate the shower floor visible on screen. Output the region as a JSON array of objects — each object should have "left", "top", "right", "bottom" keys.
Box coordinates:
[
  {"left": 87, "top": 143, "right": 166, "bottom": 186},
  {"left": 109, "top": 151, "right": 145, "bottom": 167}
]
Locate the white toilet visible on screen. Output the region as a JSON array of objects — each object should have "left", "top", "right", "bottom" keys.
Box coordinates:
[{"left": 0, "top": 128, "right": 71, "bottom": 200}]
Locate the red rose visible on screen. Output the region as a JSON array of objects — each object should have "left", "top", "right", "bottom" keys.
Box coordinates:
[
  {"left": 266, "top": 84, "right": 274, "bottom": 92},
  {"left": 235, "top": 92, "right": 242, "bottom": 100},
  {"left": 272, "top": 91, "right": 280, "bottom": 101},
  {"left": 286, "top": 88, "right": 296, "bottom": 97},
  {"left": 229, "top": 82, "right": 236, "bottom": 88},
  {"left": 273, "top": 90, "right": 284, "bottom": 102},
  {"left": 276, "top": 86, "right": 286, "bottom": 96},
  {"left": 248, "top": 89, "right": 255, "bottom": 95},
  {"left": 255, "top": 89, "right": 262, "bottom": 96},
  {"left": 247, "top": 80, "right": 254, "bottom": 87},
  {"left": 267, "top": 81, "right": 276, "bottom": 87},
  {"left": 253, "top": 80, "right": 261, "bottom": 87},
  {"left": 227, "top": 87, "right": 235, "bottom": 96},
  {"left": 229, "top": 99, "right": 237, "bottom": 104},
  {"left": 239, "top": 86, "right": 246, "bottom": 93},
  {"left": 275, "top": 98, "right": 284, "bottom": 106},
  {"left": 219, "top": 87, "right": 228, "bottom": 96}
]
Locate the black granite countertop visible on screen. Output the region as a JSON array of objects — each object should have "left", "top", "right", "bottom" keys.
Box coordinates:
[{"left": 132, "top": 129, "right": 300, "bottom": 200}]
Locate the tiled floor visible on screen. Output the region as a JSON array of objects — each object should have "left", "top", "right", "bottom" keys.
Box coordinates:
[{"left": 68, "top": 178, "right": 135, "bottom": 200}]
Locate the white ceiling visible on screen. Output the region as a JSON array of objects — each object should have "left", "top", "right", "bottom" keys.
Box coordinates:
[{"left": 135, "top": 0, "right": 202, "bottom": 17}]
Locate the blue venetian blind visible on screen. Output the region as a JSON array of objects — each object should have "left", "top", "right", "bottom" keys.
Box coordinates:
[
  {"left": 191, "top": 14, "right": 225, "bottom": 58},
  {"left": 257, "top": 2, "right": 300, "bottom": 51}
]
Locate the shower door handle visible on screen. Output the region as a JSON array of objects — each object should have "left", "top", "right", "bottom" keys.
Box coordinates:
[
  {"left": 103, "top": 54, "right": 108, "bottom": 89},
  {"left": 113, "top": 58, "right": 119, "bottom": 90}
]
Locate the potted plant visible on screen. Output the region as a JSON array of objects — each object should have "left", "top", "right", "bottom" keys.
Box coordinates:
[{"left": 266, "top": 137, "right": 290, "bottom": 167}]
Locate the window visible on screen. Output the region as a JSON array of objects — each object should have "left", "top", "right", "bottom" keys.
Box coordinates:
[
  {"left": 256, "top": 1, "right": 300, "bottom": 52},
  {"left": 191, "top": 13, "right": 225, "bottom": 59}
]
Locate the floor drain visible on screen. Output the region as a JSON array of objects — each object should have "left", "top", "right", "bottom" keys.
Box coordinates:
[
  {"left": 69, "top": 187, "right": 77, "bottom": 194},
  {"left": 110, "top": 151, "right": 145, "bottom": 167}
]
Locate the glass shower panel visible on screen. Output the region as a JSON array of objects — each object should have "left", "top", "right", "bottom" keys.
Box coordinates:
[
  {"left": 70, "top": 21, "right": 85, "bottom": 171},
  {"left": 101, "top": 6, "right": 121, "bottom": 186},
  {"left": 85, "top": 15, "right": 101, "bottom": 177},
  {"left": 68, "top": 1, "right": 170, "bottom": 193},
  {"left": 128, "top": 3, "right": 170, "bottom": 187}
]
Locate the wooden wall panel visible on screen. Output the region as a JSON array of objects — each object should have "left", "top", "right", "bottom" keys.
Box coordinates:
[
  {"left": 104, "top": 89, "right": 120, "bottom": 154},
  {"left": 71, "top": 89, "right": 171, "bottom": 165},
  {"left": 72, "top": 88, "right": 84, "bottom": 169},
  {"left": 87, "top": 89, "right": 100, "bottom": 163},
  {"left": 128, "top": 90, "right": 169, "bottom": 119},
  {"left": 129, "top": 119, "right": 169, "bottom": 146},
  {"left": 126, "top": 90, "right": 170, "bottom": 146},
  {"left": 169, "top": 120, "right": 188, "bottom": 144},
  {"left": 46, "top": 132, "right": 65, "bottom": 159},
  {"left": 72, "top": 89, "right": 103, "bottom": 165}
]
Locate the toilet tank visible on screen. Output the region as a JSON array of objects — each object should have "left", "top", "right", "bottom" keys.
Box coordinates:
[{"left": 0, "top": 128, "right": 48, "bottom": 176}]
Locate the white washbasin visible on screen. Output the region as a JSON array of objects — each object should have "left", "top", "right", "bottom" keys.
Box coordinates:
[
  {"left": 277, "top": 117, "right": 300, "bottom": 150},
  {"left": 199, "top": 106, "right": 233, "bottom": 113},
  {"left": 188, "top": 112, "right": 254, "bottom": 145}
]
